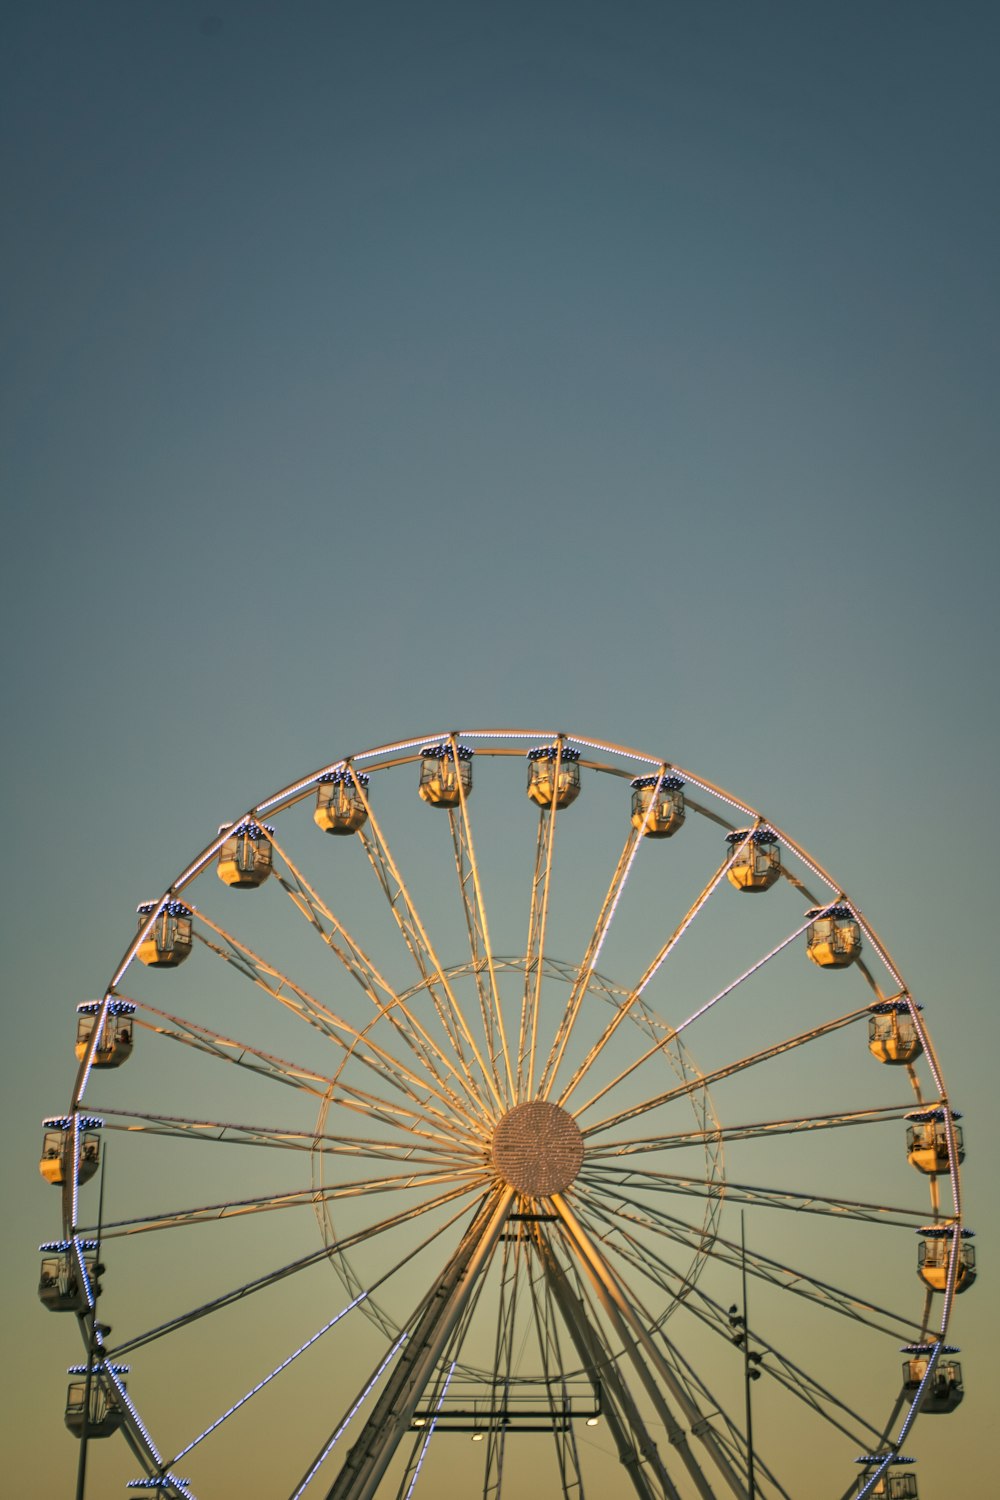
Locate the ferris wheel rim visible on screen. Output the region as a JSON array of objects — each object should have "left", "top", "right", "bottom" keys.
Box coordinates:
[{"left": 52, "top": 727, "right": 966, "bottom": 1499}]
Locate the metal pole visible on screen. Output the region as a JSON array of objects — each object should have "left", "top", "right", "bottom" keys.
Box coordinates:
[{"left": 741, "top": 1213, "right": 756, "bottom": 1500}]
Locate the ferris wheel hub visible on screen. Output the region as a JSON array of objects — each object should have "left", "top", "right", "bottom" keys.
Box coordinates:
[{"left": 490, "top": 1100, "right": 584, "bottom": 1196}]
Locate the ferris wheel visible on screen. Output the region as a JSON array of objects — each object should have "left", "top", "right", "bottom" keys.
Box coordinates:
[{"left": 40, "top": 729, "right": 970, "bottom": 1500}]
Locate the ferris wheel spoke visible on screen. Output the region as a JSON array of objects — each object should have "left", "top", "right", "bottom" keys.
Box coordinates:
[
  {"left": 617, "top": 1239, "right": 884, "bottom": 1459},
  {"left": 580, "top": 1202, "right": 881, "bottom": 1460},
  {"left": 352, "top": 768, "right": 509, "bottom": 1122},
  {"left": 590, "top": 1098, "right": 917, "bottom": 1152},
  {"left": 588, "top": 1100, "right": 915, "bottom": 1157},
  {"left": 446, "top": 732, "right": 516, "bottom": 1106},
  {"left": 663, "top": 918, "right": 813, "bottom": 1042},
  {"left": 108, "top": 1182, "right": 484, "bottom": 1361},
  {"left": 573, "top": 1182, "right": 921, "bottom": 1342},
  {"left": 300, "top": 1187, "right": 514, "bottom": 1500},
  {"left": 556, "top": 844, "right": 739, "bottom": 1110},
  {"left": 86, "top": 1165, "right": 486, "bottom": 1240},
  {"left": 160, "top": 1191, "right": 494, "bottom": 1478},
  {"left": 188, "top": 911, "right": 486, "bottom": 1134},
  {"left": 588, "top": 908, "right": 818, "bottom": 1119},
  {"left": 263, "top": 829, "right": 492, "bottom": 1124},
  {"left": 94, "top": 1106, "right": 485, "bottom": 1168},
  {"left": 393, "top": 1358, "right": 459, "bottom": 1500},
  {"left": 129, "top": 1004, "right": 468, "bottom": 1146},
  {"left": 351, "top": 773, "right": 505, "bottom": 1118},
  {"left": 132, "top": 1003, "right": 331, "bottom": 1098},
  {"left": 165, "top": 1291, "right": 375, "bottom": 1471},
  {"left": 308, "top": 1088, "right": 480, "bottom": 1149},
  {"left": 553, "top": 1192, "right": 742, "bottom": 1500},
  {"left": 579, "top": 1005, "right": 870, "bottom": 1135},
  {"left": 538, "top": 826, "right": 644, "bottom": 1101},
  {"left": 520, "top": 743, "right": 574, "bottom": 1101},
  {"left": 573, "top": 1200, "right": 888, "bottom": 1464},
  {"left": 580, "top": 1161, "right": 929, "bottom": 1231}
]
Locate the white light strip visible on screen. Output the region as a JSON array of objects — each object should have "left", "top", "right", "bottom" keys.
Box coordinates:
[
  {"left": 110, "top": 900, "right": 166, "bottom": 991},
  {"left": 855, "top": 1455, "right": 895, "bottom": 1500},
  {"left": 673, "top": 769, "right": 757, "bottom": 818},
  {"left": 70, "top": 1113, "right": 80, "bottom": 1233},
  {"left": 894, "top": 1347, "right": 941, "bottom": 1449},
  {"left": 636, "top": 844, "right": 744, "bottom": 999},
  {"left": 567, "top": 733, "right": 659, "bottom": 766},
  {"left": 173, "top": 830, "right": 232, "bottom": 888},
  {"left": 672, "top": 923, "right": 811, "bottom": 1040},
  {"left": 587, "top": 830, "right": 644, "bottom": 975},
  {"left": 772, "top": 829, "right": 839, "bottom": 896},
  {"left": 75, "top": 993, "right": 113, "bottom": 1102},
  {"left": 403, "top": 1360, "right": 457, "bottom": 1500},
  {"left": 354, "top": 734, "right": 448, "bottom": 764},
  {"left": 76, "top": 1241, "right": 97, "bottom": 1311},
  {"left": 291, "top": 1333, "right": 408, "bottom": 1497},
  {"left": 105, "top": 1364, "right": 164, "bottom": 1467},
  {"left": 256, "top": 765, "right": 346, "bottom": 816},
  {"left": 461, "top": 729, "right": 555, "bottom": 741},
  {"left": 847, "top": 904, "right": 907, "bottom": 991},
  {"left": 126, "top": 1480, "right": 193, "bottom": 1495},
  {"left": 171, "top": 1293, "right": 369, "bottom": 1462}
]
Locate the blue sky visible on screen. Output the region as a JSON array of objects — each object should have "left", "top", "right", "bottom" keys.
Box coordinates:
[{"left": 3, "top": 3, "right": 998, "bottom": 1494}]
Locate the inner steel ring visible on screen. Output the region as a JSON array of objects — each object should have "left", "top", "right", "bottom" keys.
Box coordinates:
[{"left": 491, "top": 1100, "right": 584, "bottom": 1196}]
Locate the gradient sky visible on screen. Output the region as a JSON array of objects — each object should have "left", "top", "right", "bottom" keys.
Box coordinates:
[{"left": 3, "top": 3, "right": 998, "bottom": 1495}]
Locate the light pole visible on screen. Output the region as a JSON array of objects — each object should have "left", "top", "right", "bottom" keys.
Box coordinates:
[{"left": 728, "top": 1212, "right": 762, "bottom": 1500}]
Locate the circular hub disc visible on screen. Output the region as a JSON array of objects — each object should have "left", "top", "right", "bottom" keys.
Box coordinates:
[{"left": 491, "top": 1100, "right": 584, "bottom": 1196}]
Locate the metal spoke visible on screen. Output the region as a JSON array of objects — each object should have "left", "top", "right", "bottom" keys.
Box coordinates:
[
  {"left": 94, "top": 1106, "right": 485, "bottom": 1166},
  {"left": 395, "top": 1360, "right": 458, "bottom": 1500},
  {"left": 538, "top": 825, "right": 644, "bottom": 1100},
  {"left": 520, "top": 743, "right": 568, "bottom": 1100},
  {"left": 572, "top": 1181, "right": 921, "bottom": 1343},
  {"left": 315, "top": 1188, "right": 514, "bottom": 1500},
  {"left": 163, "top": 1190, "right": 499, "bottom": 1477},
  {"left": 556, "top": 843, "right": 738, "bottom": 1110},
  {"left": 538, "top": 1235, "right": 679, "bottom": 1500},
  {"left": 553, "top": 1192, "right": 741, "bottom": 1500},
  {"left": 265, "top": 828, "right": 492, "bottom": 1125},
  {"left": 587, "top": 1100, "right": 915, "bottom": 1156},
  {"left": 125, "top": 1005, "right": 477, "bottom": 1148},
  {"left": 576, "top": 1200, "right": 874, "bottom": 1468},
  {"left": 580, "top": 1005, "right": 871, "bottom": 1136},
  {"left": 580, "top": 1160, "right": 930, "bottom": 1231},
  {"left": 189, "top": 911, "right": 486, "bottom": 1137},
  {"left": 351, "top": 772, "right": 505, "bottom": 1117},
  {"left": 446, "top": 730, "right": 516, "bottom": 1105},
  {"left": 107, "top": 1182, "right": 485, "bottom": 1359},
  {"left": 573, "top": 1194, "right": 885, "bottom": 1454},
  {"left": 88, "top": 1166, "right": 488, "bottom": 1239}
]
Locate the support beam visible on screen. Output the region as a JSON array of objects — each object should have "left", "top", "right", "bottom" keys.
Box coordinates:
[
  {"left": 553, "top": 1195, "right": 744, "bottom": 1500},
  {"left": 320, "top": 1189, "right": 514, "bottom": 1500},
  {"left": 537, "top": 1236, "right": 679, "bottom": 1500}
]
